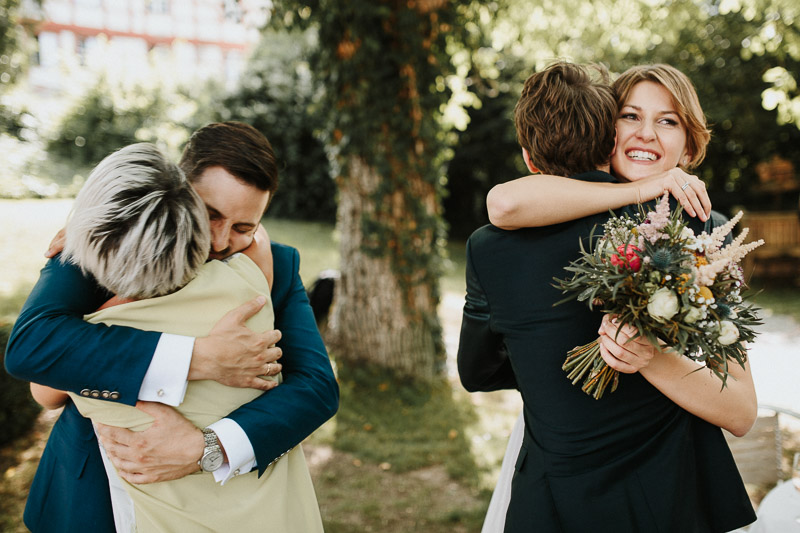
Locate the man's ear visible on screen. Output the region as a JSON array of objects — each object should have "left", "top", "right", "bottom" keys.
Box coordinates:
[
  {"left": 610, "top": 130, "right": 618, "bottom": 158},
  {"left": 522, "top": 148, "right": 539, "bottom": 174}
]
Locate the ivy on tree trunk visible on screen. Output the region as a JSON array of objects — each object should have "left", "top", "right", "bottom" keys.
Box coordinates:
[{"left": 271, "top": 0, "right": 477, "bottom": 380}]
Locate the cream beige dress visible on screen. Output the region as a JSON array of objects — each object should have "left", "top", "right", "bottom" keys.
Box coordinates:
[{"left": 69, "top": 255, "right": 323, "bottom": 533}]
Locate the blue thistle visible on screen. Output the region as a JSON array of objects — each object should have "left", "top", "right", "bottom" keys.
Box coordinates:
[
  {"left": 717, "top": 303, "right": 732, "bottom": 318},
  {"left": 650, "top": 249, "right": 674, "bottom": 271}
]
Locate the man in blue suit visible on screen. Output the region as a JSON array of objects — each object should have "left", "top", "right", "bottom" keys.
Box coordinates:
[{"left": 5, "top": 122, "right": 339, "bottom": 531}]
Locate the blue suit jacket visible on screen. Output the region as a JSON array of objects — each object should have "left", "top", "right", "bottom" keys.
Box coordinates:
[{"left": 6, "top": 243, "right": 339, "bottom": 532}]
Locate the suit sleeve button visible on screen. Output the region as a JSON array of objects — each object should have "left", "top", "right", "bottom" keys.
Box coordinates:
[
  {"left": 80, "top": 389, "right": 91, "bottom": 397},
  {"left": 109, "top": 392, "right": 120, "bottom": 400}
]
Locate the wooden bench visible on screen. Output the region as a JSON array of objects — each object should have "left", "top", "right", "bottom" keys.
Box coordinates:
[{"left": 741, "top": 211, "right": 800, "bottom": 280}]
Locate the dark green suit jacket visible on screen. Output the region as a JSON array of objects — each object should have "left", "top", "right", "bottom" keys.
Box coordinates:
[{"left": 457, "top": 171, "right": 755, "bottom": 533}]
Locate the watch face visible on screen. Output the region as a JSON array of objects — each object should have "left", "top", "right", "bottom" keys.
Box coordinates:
[{"left": 201, "top": 450, "right": 224, "bottom": 472}]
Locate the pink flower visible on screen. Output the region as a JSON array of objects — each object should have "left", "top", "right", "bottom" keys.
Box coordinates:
[{"left": 610, "top": 245, "right": 642, "bottom": 272}]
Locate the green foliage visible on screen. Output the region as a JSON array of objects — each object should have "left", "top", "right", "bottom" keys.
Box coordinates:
[
  {"left": 609, "top": 0, "right": 800, "bottom": 210},
  {"left": 442, "top": 0, "right": 800, "bottom": 235},
  {"left": 333, "top": 364, "right": 480, "bottom": 484},
  {"left": 270, "top": 1, "right": 489, "bottom": 307},
  {"left": 0, "top": 102, "right": 26, "bottom": 138},
  {"left": 0, "top": 324, "right": 42, "bottom": 447},
  {"left": 219, "top": 29, "right": 335, "bottom": 222},
  {"left": 444, "top": 61, "right": 527, "bottom": 238},
  {"left": 46, "top": 79, "right": 169, "bottom": 167},
  {"left": 751, "top": 284, "right": 800, "bottom": 322},
  {"left": 45, "top": 77, "right": 205, "bottom": 170},
  {"left": 0, "top": 0, "right": 35, "bottom": 140},
  {"left": 0, "top": 0, "right": 24, "bottom": 89}
]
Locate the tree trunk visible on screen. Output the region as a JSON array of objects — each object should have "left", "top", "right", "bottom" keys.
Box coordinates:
[{"left": 328, "top": 156, "right": 443, "bottom": 381}]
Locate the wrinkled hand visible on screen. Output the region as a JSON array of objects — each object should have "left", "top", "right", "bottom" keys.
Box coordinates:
[
  {"left": 636, "top": 168, "right": 711, "bottom": 221},
  {"left": 189, "top": 296, "right": 283, "bottom": 390},
  {"left": 44, "top": 228, "right": 66, "bottom": 258},
  {"left": 597, "top": 314, "right": 660, "bottom": 374},
  {"left": 241, "top": 224, "right": 274, "bottom": 288},
  {"left": 95, "top": 401, "right": 204, "bottom": 484}
]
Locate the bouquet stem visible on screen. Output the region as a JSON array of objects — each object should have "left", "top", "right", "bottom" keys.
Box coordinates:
[{"left": 562, "top": 339, "right": 619, "bottom": 400}]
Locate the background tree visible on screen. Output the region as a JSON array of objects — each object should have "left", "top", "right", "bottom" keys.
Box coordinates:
[
  {"left": 45, "top": 79, "right": 170, "bottom": 167},
  {"left": 0, "top": 0, "right": 32, "bottom": 137},
  {"left": 272, "top": 1, "right": 487, "bottom": 381},
  {"left": 218, "top": 29, "right": 336, "bottom": 222},
  {"left": 444, "top": 54, "right": 526, "bottom": 238},
  {"left": 613, "top": 0, "right": 800, "bottom": 212},
  {"left": 442, "top": 0, "right": 800, "bottom": 237}
]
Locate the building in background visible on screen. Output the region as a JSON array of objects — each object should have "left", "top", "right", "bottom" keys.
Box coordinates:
[{"left": 19, "top": 0, "right": 266, "bottom": 94}]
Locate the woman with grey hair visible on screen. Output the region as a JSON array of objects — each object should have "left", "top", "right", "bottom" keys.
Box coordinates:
[
  {"left": 63, "top": 142, "right": 210, "bottom": 300},
  {"left": 31, "top": 143, "right": 323, "bottom": 533}
]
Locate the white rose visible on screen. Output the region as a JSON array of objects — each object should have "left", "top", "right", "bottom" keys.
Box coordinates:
[
  {"left": 718, "top": 321, "right": 739, "bottom": 346},
  {"left": 684, "top": 306, "right": 705, "bottom": 324},
  {"left": 647, "top": 288, "right": 680, "bottom": 321},
  {"left": 680, "top": 227, "right": 695, "bottom": 240}
]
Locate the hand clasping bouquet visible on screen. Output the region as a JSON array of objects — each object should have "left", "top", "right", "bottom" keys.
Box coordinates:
[{"left": 554, "top": 193, "right": 764, "bottom": 400}]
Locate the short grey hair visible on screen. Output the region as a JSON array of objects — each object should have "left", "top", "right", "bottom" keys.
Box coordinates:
[{"left": 62, "top": 143, "right": 210, "bottom": 299}]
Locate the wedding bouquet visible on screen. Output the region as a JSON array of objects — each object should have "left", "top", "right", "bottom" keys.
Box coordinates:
[{"left": 555, "top": 194, "right": 764, "bottom": 400}]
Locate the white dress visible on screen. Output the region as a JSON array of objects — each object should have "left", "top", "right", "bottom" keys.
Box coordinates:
[{"left": 482, "top": 412, "right": 524, "bottom": 533}]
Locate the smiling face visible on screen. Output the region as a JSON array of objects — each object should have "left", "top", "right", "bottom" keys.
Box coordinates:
[
  {"left": 191, "top": 166, "right": 271, "bottom": 261},
  {"left": 611, "top": 81, "right": 690, "bottom": 182}
]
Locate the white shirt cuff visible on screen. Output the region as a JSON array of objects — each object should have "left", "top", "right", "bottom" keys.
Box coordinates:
[
  {"left": 137, "top": 333, "right": 192, "bottom": 406},
  {"left": 207, "top": 418, "right": 257, "bottom": 485}
]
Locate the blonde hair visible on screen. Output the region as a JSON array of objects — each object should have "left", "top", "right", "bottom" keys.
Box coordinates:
[
  {"left": 63, "top": 143, "right": 210, "bottom": 299},
  {"left": 613, "top": 64, "right": 711, "bottom": 169}
]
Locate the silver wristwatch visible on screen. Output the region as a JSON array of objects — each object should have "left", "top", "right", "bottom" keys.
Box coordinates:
[{"left": 199, "top": 428, "right": 224, "bottom": 473}]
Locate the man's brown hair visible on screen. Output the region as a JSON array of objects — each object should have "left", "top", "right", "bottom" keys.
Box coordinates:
[
  {"left": 179, "top": 121, "right": 279, "bottom": 196},
  {"left": 514, "top": 61, "right": 617, "bottom": 176}
]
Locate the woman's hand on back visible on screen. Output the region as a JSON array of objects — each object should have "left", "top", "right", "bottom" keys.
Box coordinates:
[{"left": 44, "top": 227, "right": 66, "bottom": 258}]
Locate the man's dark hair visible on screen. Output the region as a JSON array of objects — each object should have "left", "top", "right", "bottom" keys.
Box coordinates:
[
  {"left": 514, "top": 61, "right": 617, "bottom": 176},
  {"left": 179, "top": 121, "right": 279, "bottom": 196}
]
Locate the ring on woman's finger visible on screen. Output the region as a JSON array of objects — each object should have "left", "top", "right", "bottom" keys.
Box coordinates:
[
  {"left": 266, "top": 362, "right": 273, "bottom": 374},
  {"left": 680, "top": 181, "right": 690, "bottom": 191}
]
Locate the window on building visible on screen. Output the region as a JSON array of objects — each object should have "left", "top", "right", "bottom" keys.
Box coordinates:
[
  {"left": 31, "top": 35, "right": 41, "bottom": 66},
  {"left": 76, "top": 36, "right": 88, "bottom": 65},
  {"left": 146, "top": 0, "right": 170, "bottom": 14},
  {"left": 223, "top": 0, "right": 242, "bottom": 23}
]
